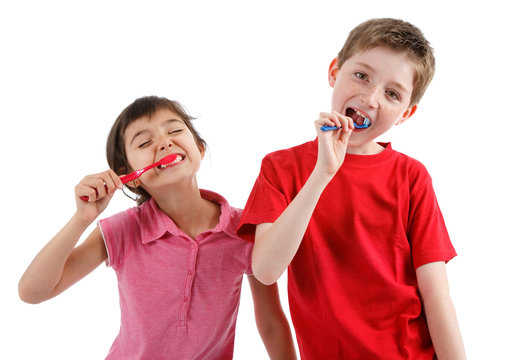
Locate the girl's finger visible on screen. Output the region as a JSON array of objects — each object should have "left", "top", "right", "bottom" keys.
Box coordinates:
[
  {"left": 77, "top": 174, "right": 110, "bottom": 201},
  {"left": 76, "top": 184, "right": 98, "bottom": 202},
  {"left": 100, "top": 171, "right": 120, "bottom": 197},
  {"left": 107, "top": 169, "right": 124, "bottom": 190}
]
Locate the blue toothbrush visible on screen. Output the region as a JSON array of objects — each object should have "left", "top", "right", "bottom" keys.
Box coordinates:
[{"left": 321, "top": 117, "right": 370, "bottom": 131}]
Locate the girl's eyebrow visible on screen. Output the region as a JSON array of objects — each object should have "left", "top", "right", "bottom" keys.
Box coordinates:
[
  {"left": 129, "top": 129, "right": 150, "bottom": 145},
  {"left": 161, "top": 118, "right": 184, "bottom": 127}
]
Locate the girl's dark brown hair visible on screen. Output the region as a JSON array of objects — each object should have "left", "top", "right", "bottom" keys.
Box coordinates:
[{"left": 106, "top": 96, "right": 206, "bottom": 205}]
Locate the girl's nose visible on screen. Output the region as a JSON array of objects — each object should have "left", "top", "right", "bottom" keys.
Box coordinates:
[{"left": 159, "top": 138, "right": 173, "bottom": 151}]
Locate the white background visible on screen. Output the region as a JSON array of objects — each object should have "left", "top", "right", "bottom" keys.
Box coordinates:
[{"left": 1, "top": 0, "right": 513, "bottom": 359}]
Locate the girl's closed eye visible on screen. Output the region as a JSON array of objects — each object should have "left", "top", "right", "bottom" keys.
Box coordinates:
[{"left": 138, "top": 140, "right": 152, "bottom": 148}]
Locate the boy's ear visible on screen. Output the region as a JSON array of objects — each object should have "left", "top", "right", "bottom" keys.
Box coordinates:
[
  {"left": 328, "top": 58, "right": 339, "bottom": 88},
  {"left": 395, "top": 105, "right": 417, "bottom": 125}
]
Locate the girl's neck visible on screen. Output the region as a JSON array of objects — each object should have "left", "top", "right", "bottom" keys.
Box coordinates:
[{"left": 150, "top": 182, "right": 221, "bottom": 240}]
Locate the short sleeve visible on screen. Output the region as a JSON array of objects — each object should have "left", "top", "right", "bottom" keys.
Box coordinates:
[
  {"left": 408, "top": 163, "right": 457, "bottom": 269},
  {"left": 98, "top": 208, "right": 139, "bottom": 270},
  {"left": 238, "top": 156, "right": 289, "bottom": 242},
  {"left": 244, "top": 242, "right": 253, "bottom": 275}
]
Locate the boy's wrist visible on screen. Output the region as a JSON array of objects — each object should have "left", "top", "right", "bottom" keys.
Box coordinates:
[
  {"left": 311, "top": 165, "right": 337, "bottom": 186},
  {"left": 307, "top": 166, "right": 335, "bottom": 197}
]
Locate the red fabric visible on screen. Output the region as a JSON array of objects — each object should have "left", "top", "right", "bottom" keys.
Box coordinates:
[{"left": 238, "top": 140, "right": 456, "bottom": 359}]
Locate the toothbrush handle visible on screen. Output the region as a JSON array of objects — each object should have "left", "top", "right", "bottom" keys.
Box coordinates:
[
  {"left": 79, "top": 154, "right": 176, "bottom": 201},
  {"left": 322, "top": 124, "right": 369, "bottom": 131},
  {"left": 80, "top": 171, "right": 141, "bottom": 201},
  {"left": 80, "top": 169, "right": 138, "bottom": 201},
  {"left": 321, "top": 125, "right": 340, "bottom": 131}
]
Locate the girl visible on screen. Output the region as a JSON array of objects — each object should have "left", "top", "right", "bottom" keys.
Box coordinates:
[{"left": 19, "top": 96, "right": 296, "bottom": 360}]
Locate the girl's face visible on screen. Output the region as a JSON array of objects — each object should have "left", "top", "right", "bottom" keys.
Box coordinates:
[{"left": 123, "top": 107, "right": 204, "bottom": 191}]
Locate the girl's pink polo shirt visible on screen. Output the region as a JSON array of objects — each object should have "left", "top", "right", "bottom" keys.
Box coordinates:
[{"left": 98, "top": 190, "right": 252, "bottom": 360}]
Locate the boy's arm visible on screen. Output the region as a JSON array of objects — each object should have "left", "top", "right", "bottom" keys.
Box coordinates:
[
  {"left": 247, "top": 275, "right": 297, "bottom": 360},
  {"left": 253, "top": 113, "right": 354, "bottom": 284},
  {"left": 416, "top": 261, "right": 466, "bottom": 360}
]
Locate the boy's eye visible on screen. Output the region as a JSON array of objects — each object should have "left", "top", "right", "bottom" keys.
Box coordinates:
[
  {"left": 168, "top": 129, "right": 183, "bottom": 135},
  {"left": 355, "top": 72, "right": 368, "bottom": 80},
  {"left": 386, "top": 90, "right": 400, "bottom": 100}
]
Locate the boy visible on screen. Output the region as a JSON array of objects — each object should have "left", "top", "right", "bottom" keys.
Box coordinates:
[{"left": 238, "top": 19, "right": 466, "bottom": 359}]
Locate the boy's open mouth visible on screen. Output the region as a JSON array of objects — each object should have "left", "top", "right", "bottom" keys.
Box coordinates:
[{"left": 346, "top": 108, "right": 370, "bottom": 129}]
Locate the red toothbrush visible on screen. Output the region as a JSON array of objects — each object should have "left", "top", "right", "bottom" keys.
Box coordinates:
[{"left": 80, "top": 154, "right": 178, "bottom": 201}]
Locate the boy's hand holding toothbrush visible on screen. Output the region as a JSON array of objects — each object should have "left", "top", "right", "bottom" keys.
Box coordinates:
[{"left": 314, "top": 111, "right": 354, "bottom": 180}]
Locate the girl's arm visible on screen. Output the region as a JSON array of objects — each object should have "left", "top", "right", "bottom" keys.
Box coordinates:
[
  {"left": 247, "top": 276, "right": 297, "bottom": 360},
  {"left": 416, "top": 261, "right": 466, "bottom": 360},
  {"left": 18, "top": 170, "right": 122, "bottom": 304},
  {"left": 252, "top": 113, "right": 354, "bottom": 284}
]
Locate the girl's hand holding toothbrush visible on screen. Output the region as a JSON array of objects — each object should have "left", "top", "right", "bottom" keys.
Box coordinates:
[{"left": 75, "top": 169, "right": 123, "bottom": 223}]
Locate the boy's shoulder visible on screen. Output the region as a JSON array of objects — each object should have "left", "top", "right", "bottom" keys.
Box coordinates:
[
  {"left": 393, "top": 147, "right": 431, "bottom": 175},
  {"left": 389, "top": 148, "right": 436, "bottom": 191},
  {"left": 262, "top": 139, "right": 317, "bottom": 167}
]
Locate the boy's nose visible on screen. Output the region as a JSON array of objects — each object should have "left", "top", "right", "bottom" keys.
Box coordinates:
[{"left": 360, "top": 86, "right": 380, "bottom": 108}]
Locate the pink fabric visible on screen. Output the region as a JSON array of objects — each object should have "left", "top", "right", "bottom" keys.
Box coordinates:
[{"left": 98, "top": 190, "right": 252, "bottom": 360}]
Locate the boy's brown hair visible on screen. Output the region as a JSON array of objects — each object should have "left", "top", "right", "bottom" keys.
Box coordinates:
[
  {"left": 337, "top": 18, "right": 435, "bottom": 107},
  {"left": 106, "top": 96, "right": 206, "bottom": 205}
]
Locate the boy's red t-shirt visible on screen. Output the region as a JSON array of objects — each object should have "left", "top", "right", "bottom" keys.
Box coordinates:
[{"left": 238, "top": 140, "right": 456, "bottom": 359}]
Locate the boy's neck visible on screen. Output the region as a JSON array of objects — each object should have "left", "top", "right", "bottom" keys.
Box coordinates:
[{"left": 346, "top": 141, "right": 385, "bottom": 155}]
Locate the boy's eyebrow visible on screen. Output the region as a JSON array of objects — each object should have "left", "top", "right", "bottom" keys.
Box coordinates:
[
  {"left": 355, "top": 62, "right": 409, "bottom": 94},
  {"left": 129, "top": 119, "right": 184, "bottom": 145}
]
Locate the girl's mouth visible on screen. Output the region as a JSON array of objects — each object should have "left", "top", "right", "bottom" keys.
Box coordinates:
[
  {"left": 157, "top": 154, "right": 184, "bottom": 169},
  {"left": 346, "top": 108, "right": 370, "bottom": 129}
]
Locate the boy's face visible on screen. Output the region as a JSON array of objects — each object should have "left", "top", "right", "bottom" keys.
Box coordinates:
[{"left": 329, "top": 46, "right": 417, "bottom": 154}]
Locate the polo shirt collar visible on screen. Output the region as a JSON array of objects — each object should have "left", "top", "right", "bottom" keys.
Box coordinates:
[{"left": 140, "top": 189, "right": 238, "bottom": 244}]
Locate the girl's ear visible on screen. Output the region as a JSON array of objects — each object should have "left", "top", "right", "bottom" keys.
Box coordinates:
[
  {"left": 328, "top": 58, "right": 339, "bottom": 88},
  {"left": 395, "top": 105, "right": 417, "bottom": 125},
  {"left": 199, "top": 143, "right": 206, "bottom": 160}
]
